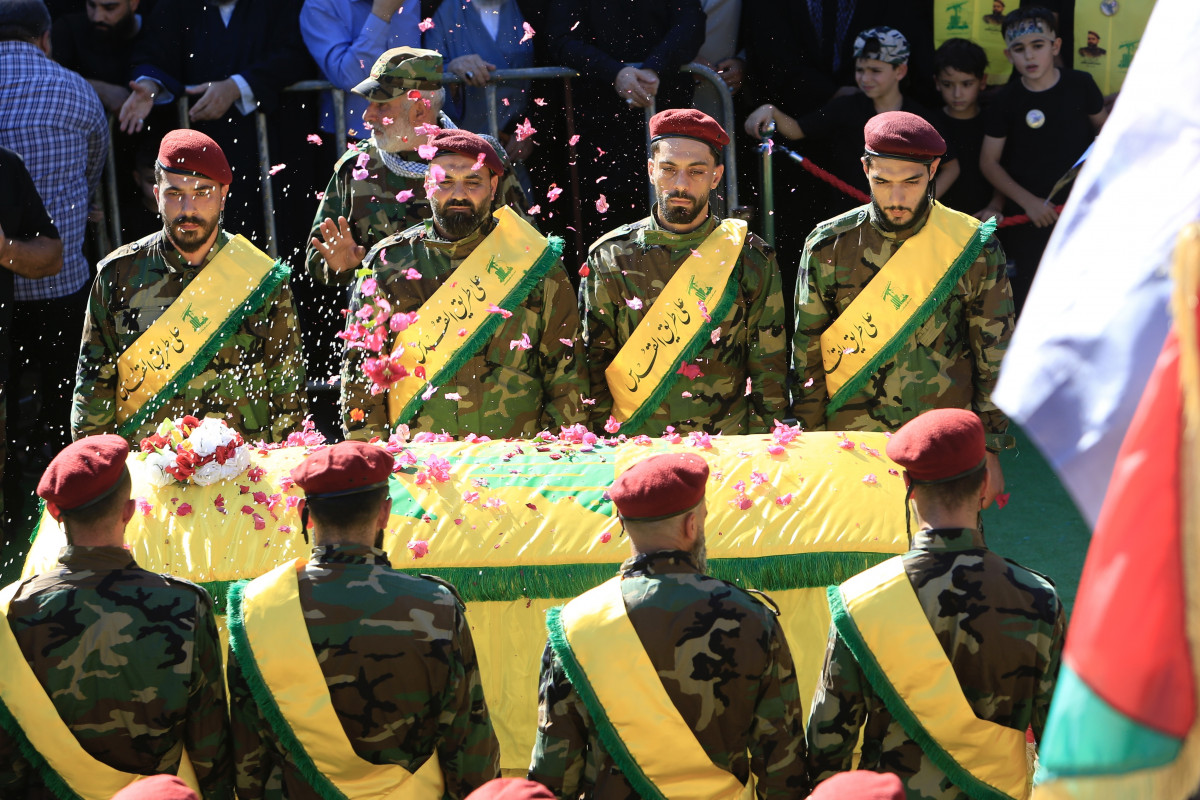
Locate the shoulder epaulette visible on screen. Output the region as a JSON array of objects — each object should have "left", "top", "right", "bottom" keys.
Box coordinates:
[
  {"left": 157, "top": 573, "right": 218, "bottom": 605},
  {"left": 97, "top": 233, "right": 159, "bottom": 272},
  {"left": 804, "top": 206, "right": 870, "bottom": 252},
  {"left": 715, "top": 578, "right": 781, "bottom": 616},
  {"left": 588, "top": 220, "right": 646, "bottom": 255},
  {"left": 1003, "top": 558, "right": 1057, "bottom": 588},
  {"left": 419, "top": 573, "right": 466, "bottom": 607}
]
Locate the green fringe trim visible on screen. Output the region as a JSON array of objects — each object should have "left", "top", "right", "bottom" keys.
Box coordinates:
[
  {"left": 621, "top": 270, "right": 741, "bottom": 434},
  {"left": 392, "top": 236, "right": 565, "bottom": 429},
  {"left": 117, "top": 260, "right": 293, "bottom": 439},
  {"left": 827, "top": 584, "right": 1019, "bottom": 800},
  {"left": 0, "top": 695, "right": 83, "bottom": 800},
  {"left": 825, "top": 217, "right": 997, "bottom": 416},
  {"left": 545, "top": 605, "right": 669, "bottom": 800},
  {"left": 226, "top": 579, "right": 349, "bottom": 800},
  {"left": 197, "top": 552, "right": 891, "bottom": 610},
  {"left": 27, "top": 498, "right": 46, "bottom": 544}
]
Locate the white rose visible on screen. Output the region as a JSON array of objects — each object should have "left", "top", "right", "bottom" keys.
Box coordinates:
[
  {"left": 188, "top": 418, "right": 228, "bottom": 455},
  {"left": 193, "top": 460, "right": 228, "bottom": 487}
]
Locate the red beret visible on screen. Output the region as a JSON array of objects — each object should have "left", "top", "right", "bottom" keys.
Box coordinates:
[
  {"left": 157, "top": 129, "right": 233, "bottom": 185},
  {"left": 885, "top": 409, "right": 987, "bottom": 484},
  {"left": 610, "top": 453, "right": 709, "bottom": 521},
  {"left": 37, "top": 434, "right": 130, "bottom": 512},
  {"left": 465, "top": 779, "right": 556, "bottom": 800},
  {"left": 428, "top": 130, "right": 505, "bottom": 176},
  {"left": 649, "top": 108, "right": 730, "bottom": 152},
  {"left": 112, "top": 775, "right": 198, "bottom": 800},
  {"left": 863, "top": 111, "right": 946, "bottom": 163},
  {"left": 809, "top": 771, "right": 905, "bottom": 800},
  {"left": 291, "top": 441, "right": 394, "bottom": 499}
]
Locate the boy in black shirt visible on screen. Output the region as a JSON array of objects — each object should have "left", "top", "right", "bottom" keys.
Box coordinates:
[
  {"left": 980, "top": 6, "right": 1107, "bottom": 313},
  {"left": 931, "top": 38, "right": 1003, "bottom": 220}
]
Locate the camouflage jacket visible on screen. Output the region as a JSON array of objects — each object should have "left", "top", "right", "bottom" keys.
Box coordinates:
[
  {"left": 0, "top": 547, "right": 232, "bottom": 799},
  {"left": 306, "top": 136, "right": 532, "bottom": 287},
  {"left": 806, "top": 528, "right": 1065, "bottom": 798},
  {"left": 71, "top": 230, "right": 309, "bottom": 444},
  {"left": 340, "top": 217, "right": 588, "bottom": 440},
  {"left": 528, "top": 551, "right": 809, "bottom": 800},
  {"left": 227, "top": 544, "right": 500, "bottom": 800},
  {"left": 792, "top": 203, "right": 1014, "bottom": 437},
  {"left": 581, "top": 212, "right": 788, "bottom": 436}
]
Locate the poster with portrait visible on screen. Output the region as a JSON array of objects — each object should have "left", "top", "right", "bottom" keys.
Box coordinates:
[
  {"left": 934, "top": 0, "right": 1014, "bottom": 86},
  {"left": 1075, "top": 0, "right": 1156, "bottom": 94}
]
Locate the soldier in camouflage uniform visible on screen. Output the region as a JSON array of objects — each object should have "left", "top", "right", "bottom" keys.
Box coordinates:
[
  {"left": 529, "top": 453, "right": 809, "bottom": 799},
  {"left": 307, "top": 47, "right": 529, "bottom": 287},
  {"left": 227, "top": 440, "right": 500, "bottom": 798},
  {"left": 792, "top": 113, "right": 1015, "bottom": 458},
  {"left": 0, "top": 435, "right": 231, "bottom": 798},
  {"left": 340, "top": 131, "right": 586, "bottom": 440},
  {"left": 807, "top": 410, "right": 1064, "bottom": 798},
  {"left": 582, "top": 109, "right": 787, "bottom": 435},
  {"left": 71, "top": 130, "right": 307, "bottom": 444}
]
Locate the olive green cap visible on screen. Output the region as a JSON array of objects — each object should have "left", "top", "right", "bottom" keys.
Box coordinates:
[{"left": 352, "top": 47, "right": 443, "bottom": 101}]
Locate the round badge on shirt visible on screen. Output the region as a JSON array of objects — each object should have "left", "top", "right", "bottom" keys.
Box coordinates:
[
  {"left": 1101, "top": 0, "right": 1119, "bottom": 16},
  {"left": 1025, "top": 109, "right": 1047, "bottom": 129}
]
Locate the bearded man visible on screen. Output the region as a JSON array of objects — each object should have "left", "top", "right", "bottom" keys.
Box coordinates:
[
  {"left": 72, "top": 129, "right": 308, "bottom": 444},
  {"left": 339, "top": 130, "right": 586, "bottom": 440},
  {"left": 580, "top": 108, "right": 787, "bottom": 436}
]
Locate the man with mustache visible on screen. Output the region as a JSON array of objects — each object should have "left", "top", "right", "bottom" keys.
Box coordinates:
[
  {"left": 580, "top": 108, "right": 787, "bottom": 436},
  {"left": 52, "top": 0, "right": 145, "bottom": 115},
  {"left": 340, "top": 130, "right": 586, "bottom": 440},
  {"left": 792, "top": 111, "right": 1015, "bottom": 493},
  {"left": 72, "top": 129, "right": 308, "bottom": 444}
]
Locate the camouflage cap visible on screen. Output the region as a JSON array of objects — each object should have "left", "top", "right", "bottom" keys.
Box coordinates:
[
  {"left": 353, "top": 47, "right": 443, "bottom": 101},
  {"left": 854, "top": 26, "right": 911, "bottom": 65}
]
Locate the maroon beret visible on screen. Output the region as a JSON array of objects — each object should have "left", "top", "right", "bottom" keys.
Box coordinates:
[
  {"left": 809, "top": 771, "right": 905, "bottom": 800},
  {"left": 37, "top": 434, "right": 130, "bottom": 512},
  {"left": 112, "top": 775, "right": 198, "bottom": 800},
  {"left": 465, "top": 779, "right": 556, "bottom": 800},
  {"left": 157, "top": 129, "right": 233, "bottom": 185},
  {"left": 863, "top": 111, "right": 946, "bottom": 163},
  {"left": 428, "top": 130, "right": 505, "bottom": 176},
  {"left": 610, "top": 453, "right": 709, "bottom": 521},
  {"left": 885, "top": 409, "right": 987, "bottom": 484},
  {"left": 649, "top": 108, "right": 730, "bottom": 152},
  {"left": 291, "top": 441, "right": 394, "bottom": 499}
]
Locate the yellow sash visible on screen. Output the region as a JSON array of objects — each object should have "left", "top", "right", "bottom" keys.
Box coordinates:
[
  {"left": 553, "top": 577, "right": 754, "bottom": 800},
  {"left": 0, "top": 582, "right": 201, "bottom": 799},
  {"left": 236, "top": 560, "right": 444, "bottom": 799},
  {"left": 820, "top": 203, "right": 993, "bottom": 414},
  {"left": 115, "top": 234, "right": 285, "bottom": 437},
  {"left": 833, "top": 557, "right": 1030, "bottom": 800},
  {"left": 605, "top": 218, "right": 747, "bottom": 430},
  {"left": 384, "top": 206, "right": 559, "bottom": 429}
]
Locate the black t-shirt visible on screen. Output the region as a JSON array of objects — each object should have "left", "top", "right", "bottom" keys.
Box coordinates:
[
  {"left": 0, "top": 147, "right": 61, "bottom": 382},
  {"left": 798, "top": 92, "right": 934, "bottom": 194},
  {"left": 984, "top": 69, "right": 1103, "bottom": 202},
  {"left": 51, "top": 12, "right": 141, "bottom": 85},
  {"left": 932, "top": 108, "right": 993, "bottom": 215}
]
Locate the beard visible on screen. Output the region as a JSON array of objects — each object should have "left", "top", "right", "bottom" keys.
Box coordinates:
[
  {"left": 689, "top": 533, "right": 708, "bottom": 574},
  {"left": 92, "top": 12, "right": 137, "bottom": 42},
  {"left": 164, "top": 212, "right": 220, "bottom": 255},
  {"left": 872, "top": 192, "right": 931, "bottom": 233},
  {"left": 657, "top": 189, "right": 707, "bottom": 226},
  {"left": 373, "top": 119, "right": 417, "bottom": 153},
  {"left": 432, "top": 198, "right": 489, "bottom": 240}
]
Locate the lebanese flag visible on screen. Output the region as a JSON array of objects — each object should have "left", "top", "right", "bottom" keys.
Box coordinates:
[{"left": 1033, "top": 230, "right": 1200, "bottom": 798}]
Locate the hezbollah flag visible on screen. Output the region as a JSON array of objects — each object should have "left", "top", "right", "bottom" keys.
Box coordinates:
[{"left": 1033, "top": 226, "right": 1200, "bottom": 798}]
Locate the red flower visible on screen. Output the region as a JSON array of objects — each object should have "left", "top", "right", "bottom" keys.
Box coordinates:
[
  {"left": 165, "top": 449, "right": 199, "bottom": 481},
  {"left": 139, "top": 433, "right": 169, "bottom": 452}
]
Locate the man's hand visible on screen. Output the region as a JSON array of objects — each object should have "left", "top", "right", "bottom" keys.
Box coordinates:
[
  {"left": 614, "top": 66, "right": 659, "bottom": 108},
  {"left": 118, "top": 79, "right": 157, "bottom": 134},
  {"left": 504, "top": 134, "right": 534, "bottom": 162},
  {"left": 972, "top": 205, "right": 1004, "bottom": 223},
  {"left": 715, "top": 57, "right": 745, "bottom": 94},
  {"left": 1021, "top": 197, "right": 1060, "bottom": 228},
  {"left": 744, "top": 104, "right": 777, "bottom": 137},
  {"left": 370, "top": 0, "right": 404, "bottom": 23},
  {"left": 311, "top": 216, "right": 367, "bottom": 274},
  {"left": 88, "top": 78, "right": 132, "bottom": 115},
  {"left": 186, "top": 79, "right": 241, "bottom": 121},
  {"left": 981, "top": 451, "right": 1005, "bottom": 510},
  {"left": 447, "top": 54, "right": 497, "bottom": 87}
]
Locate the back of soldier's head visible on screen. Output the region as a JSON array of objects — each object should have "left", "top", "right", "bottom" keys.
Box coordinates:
[
  {"left": 0, "top": 0, "right": 49, "bottom": 41},
  {"left": 306, "top": 486, "right": 390, "bottom": 545},
  {"left": 60, "top": 470, "right": 134, "bottom": 540}
]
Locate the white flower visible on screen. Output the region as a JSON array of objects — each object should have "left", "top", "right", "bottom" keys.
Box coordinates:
[
  {"left": 141, "top": 451, "right": 176, "bottom": 488},
  {"left": 192, "top": 461, "right": 228, "bottom": 486},
  {"left": 188, "top": 417, "right": 230, "bottom": 455}
]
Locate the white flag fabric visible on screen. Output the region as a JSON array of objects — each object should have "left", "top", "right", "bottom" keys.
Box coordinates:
[{"left": 993, "top": 0, "right": 1200, "bottom": 528}]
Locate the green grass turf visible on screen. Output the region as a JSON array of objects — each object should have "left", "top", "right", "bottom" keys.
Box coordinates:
[{"left": 1, "top": 425, "right": 1093, "bottom": 613}]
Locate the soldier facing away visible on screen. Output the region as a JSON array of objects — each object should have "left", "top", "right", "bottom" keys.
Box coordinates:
[
  {"left": 528, "top": 452, "right": 809, "bottom": 799},
  {"left": 226, "top": 440, "right": 501, "bottom": 798},
  {"left": 0, "top": 434, "right": 232, "bottom": 798}
]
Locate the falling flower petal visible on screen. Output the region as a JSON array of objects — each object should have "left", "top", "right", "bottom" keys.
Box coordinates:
[
  {"left": 404, "top": 268, "right": 422, "bottom": 280},
  {"left": 509, "top": 333, "right": 532, "bottom": 351},
  {"left": 736, "top": 493, "right": 753, "bottom": 510},
  {"left": 697, "top": 300, "right": 711, "bottom": 322},
  {"left": 745, "top": 377, "right": 753, "bottom": 396},
  {"left": 519, "top": 21, "right": 535, "bottom": 43},
  {"left": 136, "top": 498, "right": 153, "bottom": 515},
  {"left": 710, "top": 327, "right": 721, "bottom": 344},
  {"left": 306, "top": 133, "right": 323, "bottom": 145},
  {"left": 176, "top": 503, "right": 192, "bottom": 516},
  {"left": 421, "top": 384, "right": 437, "bottom": 401},
  {"left": 995, "top": 492, "right": 1011, "bottom": 509},
  {"left": 578, "top": 264, "right": 590, "bottom": 277},
  {"left": 444, "top": 392, "right": 462, "bottom": 401},
  {"left": 487, "top": 303, "right": 513, "bottom": 318},
  {"left": 604, "top": 415, "right": 621, "bottom": 434},
  {"left": 767, "top": 444, "right": 785, "bottom": 455},
  {"left": 687, "top": 431, "right": 713, "bottom": 449},
  {"left": 676, "top": 361, "right": 704, "bottom": 380},
  {"left": 534, "top": 97, "right": 547, "bottom": 106},
  {"left": 268, "top": 163, "right": 286, "bottom": 176},
  {"left": 527, "top": 204, "right": 541, "bottom": 215},
  {"left": 418, "top": 17, "right": 434, "bottom": 31},
  {"left": 862, "top": 474, "right": 878, "bottom": 484},
  {"left": 515, "top": 118, "right": 537, "bottom": 141},
  {"left": 625, "top": 296, "right": 643, "bottom": 310},
  {"left": 774, "top": 493, "right": 793, "bottom": 506},
  {"left": 352, "top": 167, "right": 369, "bottom": 181},
  {"left": 547, "top": 184, "right": 563, "bottom": 202},
  {"left": 417, "top": 143, "right": 438, "bottom": 160},
  {"left": 595, "top": 194, "right": 609, "bottom": 214},
  {"left": 751, "top": 471, "right": 768, "bottom": 486},
  {"left": 408, "top": 539, "right": 430, "bottom": 558},
  {"left": 804, "top": 377, "right": 814, "bottom": 388},
  {"left": 568, "top": 134, "right": 580, "bottom": 146},
  {"left": 396, "top": 189, "right": 414, "bottom": 202}
]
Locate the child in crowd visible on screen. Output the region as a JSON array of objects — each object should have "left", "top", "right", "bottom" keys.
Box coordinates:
[
  {"left": 930, "top": 38, "right": 1004, "bottom": 220},
  {"left": 980, "top": 6, "right": 1107, "bottom": 313},
  {"left": 744, "top": 27, "right": 958, "bottom": 197}
]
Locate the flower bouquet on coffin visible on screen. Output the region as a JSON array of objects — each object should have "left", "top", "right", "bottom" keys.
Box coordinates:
[{"left": 136, "top": 415, "right": 252, "bottom": 487}]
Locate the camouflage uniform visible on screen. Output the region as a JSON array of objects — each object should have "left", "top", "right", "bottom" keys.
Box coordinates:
[
  {"left": 806, "top": 528, "right": 1065, "bottom": 798},
  {"left": 71, "top": 229, "right": 309, "bottom": 444},
  {"left": 340, "top": 217, "right": 588, "bottom": 440},
  {"left": 582, "top": 214, "right": 789, "bottom": 435},
  {"left": 528, "top": 551, "right": 809, "bottom": 800},
  {"left": 0, "top": 546, "right": 232, "bottom": 799},
  {"left": 792, "top": 203, "right": 1014, "bottom": 443},
  {"left": 227, "top": 544, "right": 500, "bottom": 799}
]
